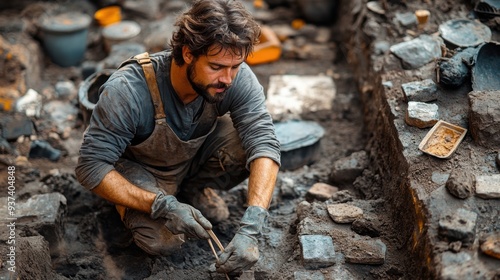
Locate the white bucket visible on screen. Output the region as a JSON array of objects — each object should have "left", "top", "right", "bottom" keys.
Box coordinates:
[{"left": 102, "top": 20, "right": 141, "bottom": 53}]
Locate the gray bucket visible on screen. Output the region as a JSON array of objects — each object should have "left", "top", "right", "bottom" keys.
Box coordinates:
[
  {"left": 78, "top": 69, "right": 115, "bottom": 126},
  {"left": 39, "top": 12, "right": 91, "bottom": 67}
]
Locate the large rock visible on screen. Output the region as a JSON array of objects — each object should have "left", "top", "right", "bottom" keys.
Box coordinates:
[{"left": 468, "top": 90, "right": 500, "bottom": 148}]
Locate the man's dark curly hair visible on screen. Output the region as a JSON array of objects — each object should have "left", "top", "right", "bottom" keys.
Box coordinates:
[{"left": 170, "top": 0, "right": 261, "bottom": 66}]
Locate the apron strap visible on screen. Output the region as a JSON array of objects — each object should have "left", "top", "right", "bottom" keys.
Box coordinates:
[{"left": 134, "top": 52, "right": 166, "bottom": 120}]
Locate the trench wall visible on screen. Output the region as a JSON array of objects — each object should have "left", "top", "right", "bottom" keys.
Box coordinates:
[{"left": 332, "top": 0, "right": 434, "bottom": 278}]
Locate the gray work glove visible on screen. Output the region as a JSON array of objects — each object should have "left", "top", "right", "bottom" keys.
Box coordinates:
[
  {"left": 150, "top": 192, "right": 212, "bottom": 239},
  {"left": 216, "top": 206, "right": 268, "bottom": 275}
]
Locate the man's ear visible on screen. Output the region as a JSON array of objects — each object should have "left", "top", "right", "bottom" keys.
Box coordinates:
[{"left": 182, "top": 46, "right": 193, "bottom": 64}]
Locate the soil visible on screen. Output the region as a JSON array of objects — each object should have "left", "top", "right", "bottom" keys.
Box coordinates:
[{"left": 0, "top": 0, "right": 499, "bottom": 279}]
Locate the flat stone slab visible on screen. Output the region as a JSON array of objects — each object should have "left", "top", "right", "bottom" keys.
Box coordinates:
[
  {"left": 266, "top": 75, "right": 336, "bottom": 119},
  {"left": 299, "top": 235, "right": 336, "bottom": 269},
  {"left": 475, "top": 174, "right": 500, "bottom": 199},
  {"left": 306, "top": 182, "right": 338, "bottom": 202},
  {"left": 327, "top": 203, "right": 363, "bottom": 223}
]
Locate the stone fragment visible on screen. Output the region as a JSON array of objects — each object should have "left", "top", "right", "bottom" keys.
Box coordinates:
[
  {"left": 17, "top": 236, "right": 61, "bottom": 280},
  {"left": 402, "top": 79, "right": 438, "bottom": 102},
  {"left": 299, "top": 235, "right": 336, "bottom": 269},
  {"left": 405, "top": 101, "right": 439, "bottom": 128},
  {"left": 480, "top": 233, "right": 500, "bottom": 259},
  {"left": 438, "top": 208, "right": 477, "bottom": 245},
  {"left": 306, "top": 182, "right": 338, "bottom": 202},
  {"left": 475, "top": 174, "right": 500, "bottom": 199},
  {"left": 445, "top": 170, "right": 475, "bottom": 199},
  {"left": 327, "top": 203, "right": 363, "bottom": 224},
  {"left": 1, "top": 193, "right": 67, "bottom": 257},
  {"left": 345, "top": 239, "right": 386, "bottom": 265},
  {"left": 330, "top": 150, "right": 369, "bottom": 185},
  {"left": 294, "top": 271, "right": 325, "bottom": 280},
  {"left": 351, "top": 217, "right": 381, "bottom": 237},
  {"left": 395, "top": 11, "right": 417, "bottom": 27},
  {"left": 468, "top": 91, "right": 500, "bottom": 148},
  {"left": 390, "top": 35, "right": 442, "bottom": 69}
]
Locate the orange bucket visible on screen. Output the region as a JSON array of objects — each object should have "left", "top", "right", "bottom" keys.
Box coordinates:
[{"left": 94, "top": 6, "right": 121, "bottom": 27}]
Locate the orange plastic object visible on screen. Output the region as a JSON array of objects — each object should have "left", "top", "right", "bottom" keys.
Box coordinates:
[
  {"left": 0, "top": 97, "right": 13, "bottom": 111},
  {"left": 246, "top": 26, "right": 282, "bottom": 65},
  {"left": 94, "top": 6, "right": 121, "bottom": 27}
]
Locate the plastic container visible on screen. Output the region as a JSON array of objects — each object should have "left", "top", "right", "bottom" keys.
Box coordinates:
[
  {"left": 274, "top": 120, "right": 325, "bottom": 170},
  {"left": 94, "top": 6, "right": 121, "bottom": 26},
  {"left": 246, "top": 25, "right": 281, "bottom": 65},
  {"left": 78, "top": 69, "right": 115, "bottom": 126},
  {"left": 39, "top": 12, "right": 91, "bottom": 67},
  {"left": 418, "top": 120, "right": 467, "bottom": 159},
  {"left": 102, "top": 20, "right": 141, "bottom": 53}
]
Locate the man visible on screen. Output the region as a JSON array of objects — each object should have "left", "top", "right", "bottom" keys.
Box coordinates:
[{"left": 75, "top": 0, "right": 281, "bottom": 276}]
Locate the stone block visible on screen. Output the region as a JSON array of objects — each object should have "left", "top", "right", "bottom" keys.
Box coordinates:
[
  {"left": 468, "top": 91, "right": 500, "bottom": 148},
  {"left": 402, "top": 79, "right": 438, "bottom": 102},
  {"left": 438, "top": 208, "right": 477, "bottom": 245},
  {"left": 405, "top": 101, "right": 439, "bottom": 128},
  {"left": 475, "top": 174, "right": 500, "bottom": 199},
  {"left": 0, "top": 193, "right": 67, "bottom": 257},
  {"left": 299, "top": 235, "right": 336, "bottom": 269}
]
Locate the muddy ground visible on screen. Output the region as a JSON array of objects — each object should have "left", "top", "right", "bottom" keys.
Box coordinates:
[{"left": 0, "top": 0, "right": 499, "bottom": 279}]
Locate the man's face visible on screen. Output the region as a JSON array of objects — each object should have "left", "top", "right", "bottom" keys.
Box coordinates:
[{"left": 186, "top": 47, "right": 245, "bottom": 103}]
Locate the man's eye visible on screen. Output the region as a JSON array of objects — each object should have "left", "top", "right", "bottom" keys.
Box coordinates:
[{"left": 211, "top": 65, "right": 221, "bottom": 70}]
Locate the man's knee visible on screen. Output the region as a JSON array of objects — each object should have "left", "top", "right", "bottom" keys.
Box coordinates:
[{"left": 123, "top": 209, "right": 185, "bottom": 256}]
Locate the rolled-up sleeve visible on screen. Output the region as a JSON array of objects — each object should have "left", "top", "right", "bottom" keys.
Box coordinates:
[
  {"left": 75, "top": 74, "right": 144, "bottom": 190},
  {"left": 222, "top": 64, "right": 281, "bottom": 169}
]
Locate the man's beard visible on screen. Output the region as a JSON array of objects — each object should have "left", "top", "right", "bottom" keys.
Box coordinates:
[{"left": 187, "top": 63, "right": 230, "bottom": 104}]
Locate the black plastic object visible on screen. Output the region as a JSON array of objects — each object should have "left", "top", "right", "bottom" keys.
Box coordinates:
[
  {"left": 472, "top": 42, "right": 500, "bottom": 91},
  {"left": 29, "top": 140, "right": 61, "bottom": 161},
  {"left": 78, "top": 69, "right": 115, "bottom": 126},
  {"left": 274, "top": 120, "right": 325, "bottom": 170}
]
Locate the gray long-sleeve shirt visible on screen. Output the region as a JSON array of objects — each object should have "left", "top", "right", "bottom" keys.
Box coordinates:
[{"left": 75, "top": 51, "right": 281, "bottom": 190}]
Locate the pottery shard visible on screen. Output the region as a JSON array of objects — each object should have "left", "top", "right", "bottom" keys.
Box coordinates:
[
  {"left": 327, "top": 203, "right": 363, "bottom": 223},
  {"left": 306, "top": 182, "right": 339, "bottom": 202},
  {"left": 480, "top": 234, "right": 500, "bottom": 259},
  {"left": 445, "top": 170, "right": 475, "bottom": 199}
]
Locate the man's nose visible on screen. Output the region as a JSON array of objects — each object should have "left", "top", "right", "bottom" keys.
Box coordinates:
[{"left": 219, "top": 68, "right": 232, "bottom": 85}]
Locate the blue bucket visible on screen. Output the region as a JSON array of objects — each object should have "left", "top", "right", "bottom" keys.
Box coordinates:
[{"left": 40, "top": 12, "right": 91, "bottom": 67}]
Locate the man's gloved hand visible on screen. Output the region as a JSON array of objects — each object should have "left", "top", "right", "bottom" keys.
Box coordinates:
[
  {"left": 150, "top": 192, "right": 212, "bottom": 239},
  {"left": 216, "top": 206, "right": 268, "bottom": 275}
]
